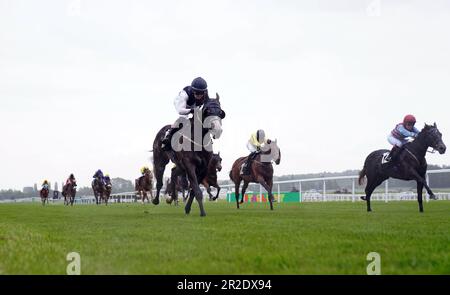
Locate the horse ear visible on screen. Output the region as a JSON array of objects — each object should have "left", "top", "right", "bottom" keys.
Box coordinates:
[
  {"left": 275, "top": 138, "right": 277, "bottom": 143},
  {"left": 434, "top": 122, "right": 437, "bottom": 127},
  {"left": 216, "top": 93, "right": 220, "bottom": 101}
]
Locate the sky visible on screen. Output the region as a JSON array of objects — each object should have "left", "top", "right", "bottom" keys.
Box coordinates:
[{"left": 1, "top": 0, "right": 450, "bottom": 190}]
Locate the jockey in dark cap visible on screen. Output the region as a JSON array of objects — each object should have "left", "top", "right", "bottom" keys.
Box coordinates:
[{"left": 161, "top": 77, "right": 209, "bottom": 150}]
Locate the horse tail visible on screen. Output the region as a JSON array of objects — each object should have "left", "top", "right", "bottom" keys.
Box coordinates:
[
  {"left": 229, "top": 170, "right": 233, "bottom": 182},
  {"left": 358, "top": 167, "right": 367, "bottom": 186}
]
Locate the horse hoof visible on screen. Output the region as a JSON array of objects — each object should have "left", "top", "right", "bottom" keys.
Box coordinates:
[
  {"left": 360, "top": 196, "right": 366, "bottom": 201},
  {"left": 152, "top": 199, "right": 159, "bottom": 205},
  {"left": 200, "top": 213, "right": 206, "bottom": 217}
]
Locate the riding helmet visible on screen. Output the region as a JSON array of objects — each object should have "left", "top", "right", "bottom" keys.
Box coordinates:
[
  {"left": 191, "top": 77, "right": 208, "bottom": 91},
  {"left": 403, "top": 114, "right": 416, "bottom": 124},
  {"left": 256, "top": 129, "right": 266, "bottom": 142}
]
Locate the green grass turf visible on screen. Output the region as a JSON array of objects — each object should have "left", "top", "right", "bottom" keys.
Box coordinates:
[{"left": 0, "top": 201, "right": 449, "bottom": 274}]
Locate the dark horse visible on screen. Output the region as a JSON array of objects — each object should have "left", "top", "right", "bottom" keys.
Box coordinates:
[
  {"left": 152, "top": 93, "right": 225, "bottom": 216},
  {"left": 40, "top": 187, "right": 49, "bottom": 206},
  {"left": 229, "top": 140, "right": 281, "bottom": 210},
  {"left": 164, "top": 174, "right": 189, "bottom": 205},
  {"left": 166, "top": 152, "right": 222, "bottom": 204},
  {"left": 92, "top": 177, "right": 105, "bottom": 205},
  {"left": 359, "top": 123, "right": 446, "bottom": 212},
  {"left": 135, "top": 169, "right": 154, "bottom": 204},
  {"left": 202, "top": 152, "right": 222, "bottom": 201},
  {"left": 62, "top": 181, "right": 77, "bottom": 206}
]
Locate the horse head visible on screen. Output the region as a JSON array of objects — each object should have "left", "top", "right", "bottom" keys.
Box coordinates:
[
  {"left": 202, "top": 93, "right": 226, "bottom": 139},
  {"left": 420, "top": 123, "right": 446, "bottom": 154},
  {"left": 263, "top": 139, "right": 281, "bottom": 165},
  {"left": 212, "top": 152, "right": 222, "bottom": 172}
]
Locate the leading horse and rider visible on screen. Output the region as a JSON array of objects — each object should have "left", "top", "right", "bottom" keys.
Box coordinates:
[
  {"left": 359, "top": 114, "right": 446, "bottom": 212},
  {"left": 152, "top": 77, "right": 226, "bottom": 216}
]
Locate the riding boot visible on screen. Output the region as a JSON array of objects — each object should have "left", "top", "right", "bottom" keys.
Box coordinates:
[
  {"left": 242, "top": 152, "right": 255, "bottom": 175},
  {"left": 385, "top": 146, "right": 401, "bottom": 163}
]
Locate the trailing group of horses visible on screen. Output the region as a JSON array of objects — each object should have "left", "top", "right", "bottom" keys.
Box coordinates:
[{"left": 39, "top": 92, "right": 446, "bottom": 215}]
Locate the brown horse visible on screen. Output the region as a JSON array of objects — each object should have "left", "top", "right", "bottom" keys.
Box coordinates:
[
  {"left": 62, "top": 181, "right": 77, "bottom": 206},
  {"left": 135, "top": 169, "right": 154, "bottom": 204},
  {"left": 40, "top": 188, "right": 49, "bottom": 205},
  {"left": 152, "top": 95, "right": 225, "bottom": 216},
  {"left": 202, "top": 152, "right": 222, "bottom": 201},
  {"left": 103, "top": 178, "right": 112, "bottom": 205},
  {"left": 229, "top": 140, "right": 281, "bottom": 210}
]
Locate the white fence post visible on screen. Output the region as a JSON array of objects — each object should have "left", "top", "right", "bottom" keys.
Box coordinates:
[
  {"left": 323, "top": 179, "right": 326, "bottom": 202},
  {"left": 352, "top": 179, "right": 355, "bottom": 202},
  {"left": 385, "top": 180, "right": 389, "bottom": 203},
  {"left": 299, "top": 181, "right": 302, "bottom": 202}
]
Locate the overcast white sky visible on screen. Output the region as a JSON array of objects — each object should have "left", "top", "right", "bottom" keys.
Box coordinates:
[{"left": 1, "top": 0, "right": 450, "bottom": 190}]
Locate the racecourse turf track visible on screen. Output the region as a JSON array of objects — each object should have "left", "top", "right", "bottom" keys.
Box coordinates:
[{"left": 0, "top": 201, "right": 449, "bottom": 274}]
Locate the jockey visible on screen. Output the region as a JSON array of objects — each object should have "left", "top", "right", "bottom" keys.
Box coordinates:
[
  {"left": 242, "top": 129, "right": 267, "bottom": 175},
  {"left": 104, "top": 173, "right": 111, "bottom": 184},
  {"left": 65, "top": 174, "right": 75, "bottom": 186},
  {"left": 141, "top": 166, "right": 150, "bottom": 175},
  {"left": 161, "top": 77, "right": 209, "bottom": 150},
  {"left": 65, "top": 174, "right": 76, "bottom": 186},
  {"left": 93, "top": 169, "right": 105, "bottom": 184},
  {"left": 63, "top": 174, "right": 76, "bottom": 196},
  {"left": 385, "top": 114, "right": 420, "bottom": 163},
  {"left": 42, "top": 180, "right": 50, "bottom": 190}
]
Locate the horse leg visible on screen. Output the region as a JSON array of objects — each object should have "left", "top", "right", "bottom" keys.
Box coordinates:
[
  {"left": 234, "top": 181, "right": 241, "bottom": 209},
  {"left": 184, "top": 165, "right": 205, "bottom": 216},
  {"left": 203, "top": 181, "right": 213, "bottom": 200},
  {"left": 213, "top": 185, "right": 220, "bottom": 201},
  {"left": 409, "top": 169, "right": 436, "bottom": 201},
  {"left": 362, "top": 177, "right": 385, "bottom": 212},
  {"left": 153, "top": 165, "right": 165, "bottom": 205},
  {"left": 185, "top": 189, "right": 195, "bottom": 214},
  {"left": 257, "top": 177, "right": 274, "bottom": 211},
  {"left": 417, "top": 182, "right": 424, "bottom": 213},
  {"left": 240, "top": 181, "right": 249, "bottom": 205}
]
